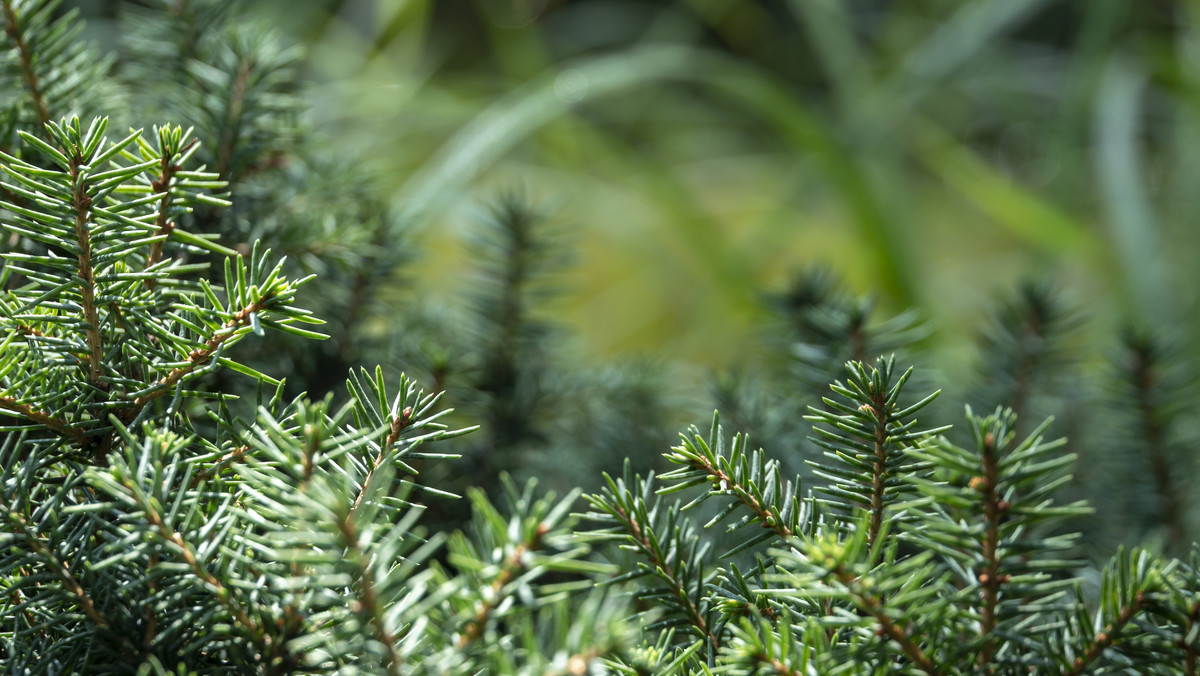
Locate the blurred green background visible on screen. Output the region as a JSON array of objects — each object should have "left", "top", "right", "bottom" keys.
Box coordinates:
[{"left": 81, "top": 0, "right": 1200, "bottom": 380}]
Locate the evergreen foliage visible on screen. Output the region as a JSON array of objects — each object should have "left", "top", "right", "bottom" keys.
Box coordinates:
[{"left": 1, "top": 2, "right": 1199, "bottom": 674}]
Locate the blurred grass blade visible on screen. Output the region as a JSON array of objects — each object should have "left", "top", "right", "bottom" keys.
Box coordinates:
[
  {"left": 1095, "top": 56, "right": 1169, "bottom": 322},
  {"left": 398, "top": 43, "right": 919, "bottom": 303},
  {"left": 906, "top": 117, "right": 1096, "bottom": 255}
]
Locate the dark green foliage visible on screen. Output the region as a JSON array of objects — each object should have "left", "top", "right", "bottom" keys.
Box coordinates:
[
  {"left": 2, "top": 3, "right": 1200, "bottom": 675},
  {"left": 584, "top": 369, "right": 1200, "bottom": 674}
]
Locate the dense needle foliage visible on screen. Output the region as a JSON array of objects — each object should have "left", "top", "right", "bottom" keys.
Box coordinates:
[{"left": 1, "top": 2, "right": 1198, "bottom": 674}]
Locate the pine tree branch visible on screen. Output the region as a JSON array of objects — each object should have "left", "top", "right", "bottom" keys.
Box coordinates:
[
  {"left": 144, "top": 139, "right": 196, "bottom": 291},
  {"left": 1, "top": 0, "right": 51, "bottom": 128},
  {"left": 611, "top": 504, "right": 720, "bottom": 652},
  {"left": 216, "top": 57, "right": 252, "bottom": 180},
  {"left": 977, "top": 431, "right": 1004, "bottom": 666},
  {"left": 456, "top": 525, "right": 545, "bottom": 649},
  {"left": 142, "top": 553, "right": 160, "bottom": 650},
  {"left": 70, "top": 159, "right": 104, "bottom": 391},
  {"left": 683, "top": 452, "right": 793, "bottom": 539},
  {"left": 351, "top": 405, "right": 412, "bottom": 514},
  {"left": 1130, "top": 345, "right": 1183, "bottom": 550},
  {"left": 1061, "top": 591, "right": 1147, "bottom": 676},
  {"left": 338, "top": 511, "right": 402, "bottom": 676},
  {"left": 829, "top": 563, "right": 941, "bottom": 676},
  {"left": 1, "top": 494, "right": 121, "bottom": 646},
  {"left": 190, "top": 444, "right": 250, "bottom": 486},
  {"left": 0, "top": 394, "right": 85, "bottom": 443},
  {"left": 749, "top": 651, "right": 803, "bottom": 676},
  {"left": 127, "top": 480, "right": 265, "bottom": 648},
  {"left": 453, "top": 530, "right": 535, "bottom": 648},
  {"left": 132, "top": 293, "right": 278, "bottom": 408},
  {"left": 866, "top": 392, "right": 888, "bottom": 551},
  {"left": 1185, "top": 601, "right": 1200, "bottom": 674}
]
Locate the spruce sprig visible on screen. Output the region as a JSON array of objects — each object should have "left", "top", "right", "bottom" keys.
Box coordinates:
[{"left": 805, "top": 356, "right": 948, "bottom": 546}]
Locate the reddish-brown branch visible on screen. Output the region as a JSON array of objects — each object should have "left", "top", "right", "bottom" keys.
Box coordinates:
[
  {"left": 685, "top": 453, "right": 793, "bottom": 539},
  {"left": 977, "top": 432, "right": 1006, "bottom": 667},
  {"left": 2, "top": 498, "right": 113, "bottom": 636},
  {"left": 867, "top": 388, "right": 890, "bottom": 550},
  {"left": 0, "top": 395, "right": 85, "bottom": 443},
  {"left": 351, "top": 406, "right": 413, "bottom": 513},
  {"left": 457, "top": 532, "right": 540, "bottom": 649},
  {"left": 133, "top": 294, "right": 275, "bottom": 408},
  {"left": 130, "top": 482, "right": 263, "bottom": 645},
  {"left": 144, "top": 140, "right": 196, "bottom": 290},
  {"left": 190, "top": 445, "right": 251, "bottom": 487}
]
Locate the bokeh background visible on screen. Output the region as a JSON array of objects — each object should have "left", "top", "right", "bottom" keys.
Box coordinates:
[{"left": 79, "top": 0, "right": 1200, "bottom": 374}]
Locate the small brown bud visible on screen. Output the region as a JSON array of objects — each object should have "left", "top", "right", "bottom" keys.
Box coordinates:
[
  {"left": 969, "top": 476, "right": 988, "bottom": 492},
  {"left": 997, "top": 500, "right": 1012, "bottom": 512},
  {"left": 984, "top": 432, "right": 995, "bottom": 449},
  {"left": 859, "top": 403, "right": 874, "bottom": 414},
  {"left": 978, "top": 573, "right": 990, "bottom": 585}
]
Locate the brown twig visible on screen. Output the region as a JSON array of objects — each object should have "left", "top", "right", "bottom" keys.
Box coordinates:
[
  {"left": 144, "top": 139, "right": 198, "bottom": 290},
  {"left": 0, "top": 395, "right": 85, "bottom": 444},
  {"left": 685, "top": 452, "right": 794, "bottom": 539},
  {"left": 350, "top": 406, "right": 413, "bottom": 513},
  {"left": 133, "top": 294, "right": 276, "bottom": 408},
  {"left": 975, "top": 432, "right": 1009, "bottom": 669},
  {"left": 2, "top": 495, "right": 116, "bottom": 638},
  {"left": 68, "top": 161, "right": 104, "bottom": 392},
  {"left": 127, "top": 479, "right": 264, "bottom": 646},
  {"left": 866, "top": 387, "right": 890, "bottom": 550},
  {"left": 457, "top": 524, "right": 547, "bottom": 649}
]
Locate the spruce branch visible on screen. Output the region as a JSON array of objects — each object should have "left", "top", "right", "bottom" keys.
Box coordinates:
[
  {"left": 132, "top": 293, "right": 276, "bottom": 406},
  {"left": 658, "top": 412, "right": 811, "bottom": 561},
  {"left": 190, "top": 443, "right": 250, "bottom": 485},
  {"left": 784, "top": 529, "right": 945, "bottom": 676},
  {"left": 661, "top": 414, "right": 798, "bottom": 541},
  {"left": 350, "top": 404, "right": 412, "bottom": 513},
  {"left": 806, "top": 357, "right": 946, "bottom": 546},
  {"left": 0, "top": 394, "right": 83, "bottom": 443},
  {"left": 1, "top": 494, "right": 114, "bottom": 639},
  {"left": 337, "top": 509, "right": 403, "bottom": 676},
  {"left": 971, "top": 281, "right": 1078, "bottom": 440},
  {"left": 68, "top": 148, "right": 103, "bottom": 389},
  {"left": 583, "top": 465, "right": 721, "bottom": 654},
  {"left": 115, "top": 468, "right": 263, "bottom": 647},
  {"left": 0, "top": 0, "right": 50, "bottom": 128},
  {"left": 610, "top": 499, "right": 719, "bottom": 652},
  {"left": 1060, "top": 552, "right": 1160, "bottom": 676},
  {"left": 828, "top": 565, "right": 941, "bottom": 676},
  {"left": 977, "top": 428, "right": 1002, "bottom": 665},
  {"left": 455, "top": 521, "right": 545, "bottom": 649}
]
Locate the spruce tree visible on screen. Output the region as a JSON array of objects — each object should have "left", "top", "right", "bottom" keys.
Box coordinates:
[{"left": 2, "top": 2, "right": 1199, "bottom": 674}]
